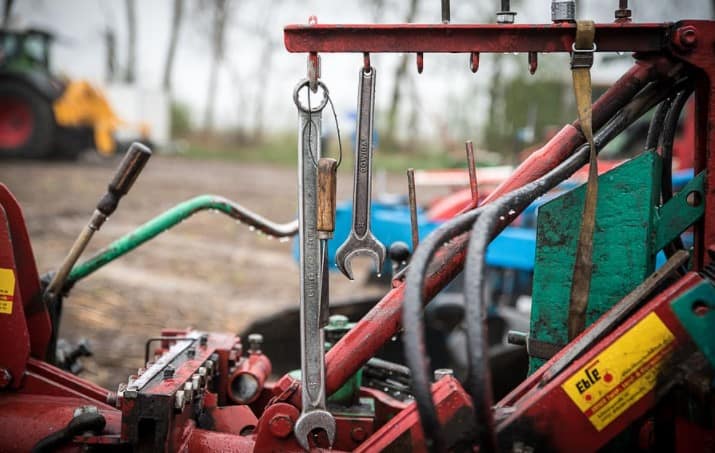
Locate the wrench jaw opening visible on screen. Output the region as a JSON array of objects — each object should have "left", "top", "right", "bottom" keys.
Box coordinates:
[
  {"left": 334, "top": 234, "right": 386, "bottom": 280},
  {"left": 294, "top": 410, "right": 337, "bottom": 451}
]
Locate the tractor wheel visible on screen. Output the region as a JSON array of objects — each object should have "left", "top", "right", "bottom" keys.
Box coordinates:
[{"left": 0, "top": 80, "right": 54, "bottom": 158}]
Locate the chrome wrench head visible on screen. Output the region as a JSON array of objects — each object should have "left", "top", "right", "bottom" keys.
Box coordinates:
[
  {"left": 294, "top": 409, "right": 337, "bottom": 451},
  {"left": 334, "top": 232, "right": 386, "bottom": 280},
  {"left": 334, "top": 67, "right": 386, "bottom": 280}
]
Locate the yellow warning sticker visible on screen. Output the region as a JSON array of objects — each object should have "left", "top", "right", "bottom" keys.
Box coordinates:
[
  {"left": 561, "top": 312, "right": 675, "bottom": 431},
  {"left": 0, "top": 268, "right": 15, "bottom": 314}
]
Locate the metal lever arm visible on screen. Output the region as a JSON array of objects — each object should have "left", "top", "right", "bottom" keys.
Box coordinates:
[{"left": 45, "top": 143, "right": 152, "bottom": 301}]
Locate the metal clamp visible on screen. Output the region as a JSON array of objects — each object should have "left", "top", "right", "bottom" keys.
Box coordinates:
[{"left": 571, "top": 42, "right": 597, "bottom": 69}]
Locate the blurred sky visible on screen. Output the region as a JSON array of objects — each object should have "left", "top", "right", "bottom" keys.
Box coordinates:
[{"left": 12, "top": 0, "right": 713, "bottom": 141}]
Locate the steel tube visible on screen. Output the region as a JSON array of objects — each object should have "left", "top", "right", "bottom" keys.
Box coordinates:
[{"left": 66, "top": 195, "right": 298, "bottom": 286}]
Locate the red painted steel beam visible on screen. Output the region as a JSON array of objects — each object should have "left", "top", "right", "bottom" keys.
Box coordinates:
[{"left": 284, "top": 23, "right": 670, "bottom": 54}]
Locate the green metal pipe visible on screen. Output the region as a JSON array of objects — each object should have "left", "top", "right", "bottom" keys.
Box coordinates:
[{"left": 66, "top": 195, "right": 298, "bottom": 286}]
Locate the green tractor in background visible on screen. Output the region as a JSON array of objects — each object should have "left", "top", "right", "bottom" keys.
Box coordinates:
[{"left": 0, "top": 27, "right": 149, "bottom": 159}]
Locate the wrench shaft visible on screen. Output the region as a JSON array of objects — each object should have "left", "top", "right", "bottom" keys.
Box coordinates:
[{"left": 352, "top": 68, "right": 376, "bottom": 238}]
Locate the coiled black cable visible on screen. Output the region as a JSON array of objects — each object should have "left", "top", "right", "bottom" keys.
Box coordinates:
[
  {"left": 461, "top": 78, "right": 685, "bottom": 452},
  {"left": 402, "top": 77, "right": 683, "bottom": 452}
]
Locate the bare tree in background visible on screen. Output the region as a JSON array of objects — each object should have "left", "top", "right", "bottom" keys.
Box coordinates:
[
  {"left": 124, "top": 0, "right": 136, "bottom": 83},
  {"left": 163, "top": 0, "right": 185, "bottom": 92},
  {"left": 384, "top": 0, "right": 420, "bottom": 149},
  {"left": 103, "top": 27, "right": 117, "bottom": 83},
  {"left": 202, "top": 0, "right": 232, "bottom": 132}
]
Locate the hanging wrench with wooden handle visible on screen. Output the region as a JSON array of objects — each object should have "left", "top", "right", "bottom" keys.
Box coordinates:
[
  {"left": 292, "top": 80, "right": 336, "bottom": 451},
  {"left": 335, "top": 67, "right": 386, "bottom": 280}
]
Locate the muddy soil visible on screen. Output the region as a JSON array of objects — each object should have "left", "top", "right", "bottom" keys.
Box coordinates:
[{"left": 0, "top": 155, "right": 447, "bottom": 389}]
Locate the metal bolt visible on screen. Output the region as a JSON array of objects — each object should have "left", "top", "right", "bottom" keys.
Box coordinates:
[
  {"left": 198, "top": 366, "right": 207, "bottom": 381},
  {"left": 351, "top": 426, "right": 368, "bottom": 443},
  {"left": 328, "top": 314, "right": 349, "bottom": 329},
  {"left": 124, "top": 385, "right": 138, "bottom": 399},
  {"left": 248, "top": 333, "right": 263, "bottom": 353},
  {"left": 551, "top": 1, "right": 575, "bottom": 23},
  {"left": 614, "top": 0, "right": 632, "bottom": 22},
  {"left": 0, "top": 368, "right": 12, "bottom": 388},
  {"left": 268, "top": 414, "right": 294, "bottom": 438},
  {"left": 184, "top": 382, "right": 194, "bottom": 401},
  {"left": 163, "top": 365, "right": 175, "bottom": 379},
  {"left": 507, "top": 330, "right": 528, "bottom": 346},
  {"left": 200, "top": 334, "right": 209, "bottom": 347},
  {"left": 174, "top": 390, "right": 186, "bottom": 410},
  {"left": 205, "top": 360, "right": 215, "bottom": 375},
  {"left": 192, "top": 374, "right": 201, "bottom": 391},
  {"left": 434, "top": 368, "right": 454, "bottom": 381},
  {"left": 187, "top": 348, "right": 196, "bottom": 359}
]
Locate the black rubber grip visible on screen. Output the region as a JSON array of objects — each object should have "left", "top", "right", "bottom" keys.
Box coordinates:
[{"left": 97, "top": 142, "right": 152, "bottom": 216}]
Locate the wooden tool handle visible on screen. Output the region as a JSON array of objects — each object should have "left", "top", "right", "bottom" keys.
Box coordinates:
[{"left": 317, "top": 157, "right": 338, "bottom": 235}]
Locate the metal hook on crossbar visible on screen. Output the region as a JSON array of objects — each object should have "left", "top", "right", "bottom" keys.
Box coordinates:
[
  {"left": 307, "top": 16, "right": 320, "bottom": 92},
  {"left": 363, "top": 52, "right": 371, "bottom": 73},
  {"left": 416, "top": 52, "right": 424, "bottom": 74},
  {"left": 470, "top": 52, "right": 480, "bottom": 73},
  {"left": 528, "top": 51, "right": 538, "bottom": 75}
]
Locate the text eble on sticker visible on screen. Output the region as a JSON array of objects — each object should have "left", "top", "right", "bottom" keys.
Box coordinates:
[{"left": 561, "top": 312, "right": 676, "bottom": 431}]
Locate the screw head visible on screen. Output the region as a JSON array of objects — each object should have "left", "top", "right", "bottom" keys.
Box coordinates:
[
  {"left": 187, "top": 348, "right": 196, "bottom": 359},
  {"left": 268, "top": 414, "right": 294, "bottom": 438},
  {"left": 200, "top": 334, "right": 209, "bottom": 347}
]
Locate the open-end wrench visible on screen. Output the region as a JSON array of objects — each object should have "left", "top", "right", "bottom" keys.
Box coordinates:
[
  {"left": 292, "top": 80, "right": 336, "bottom": 451},
  {"left": 335, "top": 67, "right": 386, "bottom": 280}
]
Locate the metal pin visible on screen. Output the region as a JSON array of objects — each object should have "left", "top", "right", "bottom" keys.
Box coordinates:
[
  {"left": 416, "top": 52, "right": 424, "bottom": 74},
  {"left": 363, "top": 52, "right": 371, "bottom": 72},
  {"left": 528, "top": 52, "right": 538, "bottom": 75},
  {"left": 407, "top": 168, "right": 419, "bottom": 250},
  {"left": 308, "top": 52, "right": 320, "bottom": 93},
  {"left": 465, "top": 141, "right": 479, "bottom": 206},
  {"left": 441, "top": 0, "right": 450, "bottom": 24},
  {"left": 615, "top": 0, "right": 632, "bottom": 23},
  {"left": 470, "top": 52, "right": 480, "bottom": 73}
]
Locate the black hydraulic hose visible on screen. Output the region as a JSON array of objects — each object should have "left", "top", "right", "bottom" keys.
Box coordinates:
[
  {"left": 660, "top": 89, "right": 692, "bottom": 203},
  {"left": 402, "top": 77, "right": 682, "bottom": 453},
  {"left": 645, "top": 97, "right": 672, "bottom": 152},
  {"left": 461, "top": 78, "right": 685, "bottom": 452},
  {"left": 659, "top": 88, "right": 693, "bottom": 258}
]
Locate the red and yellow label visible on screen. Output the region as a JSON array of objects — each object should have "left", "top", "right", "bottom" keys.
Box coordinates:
[
  {"left": 0, "top": 268, "right": 15, "bottom": 314},
  {"left": 561, "top": 313, "right": 675, "bottom": 431}
]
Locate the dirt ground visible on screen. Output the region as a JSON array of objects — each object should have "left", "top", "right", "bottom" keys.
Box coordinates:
[{"left": 0, "top": 155, "right": 441, "bottom": 390}]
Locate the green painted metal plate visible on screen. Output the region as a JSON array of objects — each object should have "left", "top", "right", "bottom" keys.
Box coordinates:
[{"left": 529, "top": 152, "right": 661, "bottom": 372}]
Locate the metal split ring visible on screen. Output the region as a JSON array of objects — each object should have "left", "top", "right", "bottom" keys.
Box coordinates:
[{"left": 293, "top": 79, "right": 329, "bottom": 113}]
